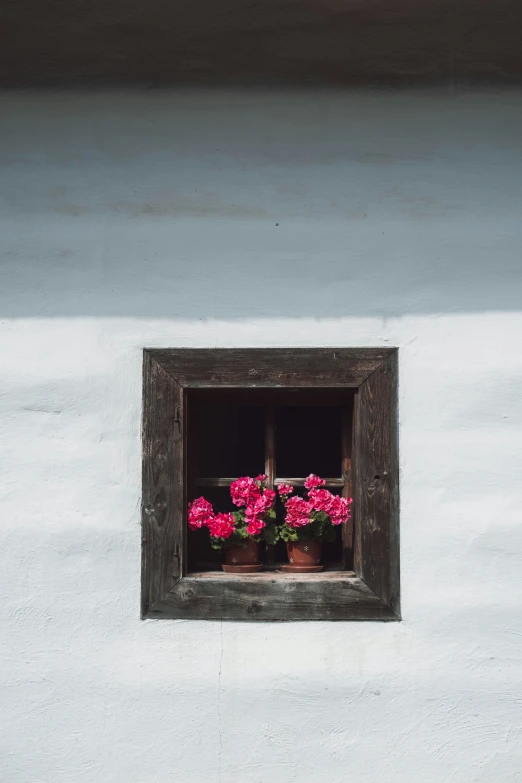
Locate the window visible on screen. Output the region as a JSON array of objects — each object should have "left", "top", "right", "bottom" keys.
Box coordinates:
[
  {"left": 142, "top": 348, "right": 399, "bottom": 621},
  {"left": 187, "top": 389, "right": 354, "bottom": 572}
]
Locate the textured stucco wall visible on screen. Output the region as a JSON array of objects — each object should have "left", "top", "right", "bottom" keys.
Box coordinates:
[{"left": 1, "top": 90, "right": 521, "bottom": 783}]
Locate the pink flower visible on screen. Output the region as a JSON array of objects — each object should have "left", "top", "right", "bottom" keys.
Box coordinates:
[
  {"left": 308, "top": 488, "right": 335, "bottom": 513},
  {"left": 188, "top": 497, "right": 214, "bottom": 530},
  {"left": 246, "top": 518, "right": 266, "bottom": 536},
  {"left": 277, "top": 483, "right": 294, "bottom": 497},
  {"left": 328, "top": 496, "right": 352, "bottom": 525},
  {"left": 304, "top": 473, "right": 326, "bottom": 490},
  {"left": 245, "top": 506, "right": 264, "bottom": 533},
  {"left": 261, "top": 488, "right": 276, "bottom": 507},
  {"left": 284, "top": 495, "right": 313, "bottom": 528},
  {"left": 208, "top": 512, "right": 236, "bottom": 539},
  {"left": 255, "top": 473, "right": 268, "bottom": 484},
  {"left": 246, "top": 491, "right": 275, "bottom": 517},
  {"left": 243, "top": 487, "right": 275, "bottom": 536},
  {"left": 245, "top": 503, "right": 262, "bottom": 522},
  {"left": 230, "top": 477, "right": 260, "bottom": 507}
]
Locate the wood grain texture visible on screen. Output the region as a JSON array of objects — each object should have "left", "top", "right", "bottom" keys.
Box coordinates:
[
  {"left": 149, "top": 348, "right": 393, "bottom": 389},
  {"left": 1, "top": 0, "right": 521, "bottom": 86},
  {"left": 141, "top": 351, "right": 185, "bottom": 617},
  {"left": 353, "top": 351, "right": 400, "bottom": 617},
  {"left": 186, "top": 570, "right": 356, "bottom": 579},
  {"left": 265, "top": 406, "right": 276, "bottom": 487},
  {"left": 341, "top": 404, "right": 354, "bottom": 569},
  {"left": 152, "top": 574, "right": 396, "bottom": 621},
  {"left": 142, "top": 347, "right": 400, "bottom": 621}
]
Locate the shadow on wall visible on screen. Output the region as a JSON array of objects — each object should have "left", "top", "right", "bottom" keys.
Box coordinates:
[
  {"left": 1, "top": 89, "right": 522, "bottom": 318},
  {"left": 1, "top": 0, "right": 522, "bottom": 87}
]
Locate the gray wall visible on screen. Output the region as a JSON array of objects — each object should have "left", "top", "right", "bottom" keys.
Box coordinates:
[{"left": 1, "top": 90, "right": 522, "bottom": 782}]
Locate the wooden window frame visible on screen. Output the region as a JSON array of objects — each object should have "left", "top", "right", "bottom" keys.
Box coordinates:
[{"left": 142, "top": 348, "right": 400, "bottom": 621}]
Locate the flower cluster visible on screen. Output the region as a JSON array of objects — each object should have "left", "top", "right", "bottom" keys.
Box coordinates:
[
  {"left": 208, "top": 512, "right": 235, "bottom": 540},
  {"left": 230, "top": 476, "right": 260, "bottom": 507},
  {"left": 244, "top": 489, "right": 276, "bottom": 534},
  {"left": 311, "top": 492, "right": 352, "bottom": 526},
  {"left": 188, "top": 474, "right": 276, "bottom": 548},
  {"left": 187, "top": 497, "right": 214, "bottom": 530},
  {"left": 279, "top": 474, "right": 352, "bottom": 536},
  {"left": 284, "top": 495, "right": 313, "bottom": 528},
  {"left": 304, "top": 473, "right": 326, "bottom": 490},
  {"left": 189, "top": 497, "right": 235, "bottom": 539},
  {"left": 189, "top": 472, "right": 352, "bottom": 549}
]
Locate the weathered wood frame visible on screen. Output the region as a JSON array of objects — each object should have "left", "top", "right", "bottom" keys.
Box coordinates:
[{"left": 142, "top": 348, "right": 400, "bottom": 621}]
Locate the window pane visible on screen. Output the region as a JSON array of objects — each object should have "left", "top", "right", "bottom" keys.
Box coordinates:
[
  {"left": 195, "top": 404, "right": 265, "bottom": 478},
  {"left": 276, "top": 406, "right": 342, "bottom": 478}
]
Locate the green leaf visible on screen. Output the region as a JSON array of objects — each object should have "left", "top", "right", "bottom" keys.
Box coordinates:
[
  {"left": 262, "top": 524, "right": 279, "bottom": 545},
  {"left": 280, "top": 525, "right": 298, "bottom": 542}
]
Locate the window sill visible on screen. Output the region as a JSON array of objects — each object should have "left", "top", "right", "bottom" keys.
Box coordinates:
[
  {"left": 147, "top": 571, "right": 400, "bottom": 622},
  {"left": 186, "top": 569, "right": 356, "bottom": 580}
]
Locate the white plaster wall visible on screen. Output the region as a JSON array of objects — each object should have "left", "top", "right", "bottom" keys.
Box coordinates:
[{"left": 1, "top": 90, "right": 522, "bottom": 783}]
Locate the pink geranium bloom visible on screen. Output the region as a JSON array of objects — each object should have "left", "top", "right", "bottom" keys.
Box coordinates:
[
  {"left": 187, "top": 497, "right": 214, "bottom": 530},
  {"left": 304, "top": 473, "right": 326, "bottom": 490},
  {"left": 261, "top": 488, "right": 276, "bottom": 506},
  {"left": 246, "top": 518, "right": 266, "bottom": 536},
  {"left": 284, "top": 495, "right": 313, "bottom": 528},
  {"left": 208, "top": 512, "right": 236, "bottom": 539},
  {"left": 277, "top": 483, "right": 294, "bottom": 497},
  {"left": 255, "top": 473, "right": 268, "bottom": 484},
  {"left": 245, "top": 490, "right": 275, "bottom": 518},
  {"left": 328, "top": 495, "right": 352, "bottom": 525},
  {"left": 245, "top": 504, "right": 262, "bottom": 522},
  {"left": 308, "top": 488, "right": 335, "bottom": 513},
  {"left": 230, "top": 477, "right": 260, "bottom": 507}
]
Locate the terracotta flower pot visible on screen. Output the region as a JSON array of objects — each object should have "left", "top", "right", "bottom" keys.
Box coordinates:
[
  {"left": 222, "top": 539, "right": 262, "bottom": 573},
  {"left": 282, "top": 538, "right": 324, "bottom": 573}
]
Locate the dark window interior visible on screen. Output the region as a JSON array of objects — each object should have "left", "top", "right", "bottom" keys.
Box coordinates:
[
  {"left": 276, "top": 405, "right": 342, "bottom": 478},
  {"left": 187, "top": 389, "right": 354, "bottom": 572},
  {"left": 196, "top": 403, "right": 265, "bottom": 478}
]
